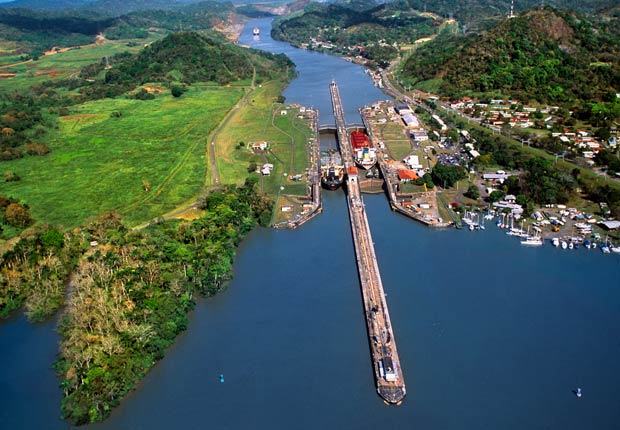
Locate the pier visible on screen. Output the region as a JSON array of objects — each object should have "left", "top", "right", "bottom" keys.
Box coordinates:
[
  {"left": 330, "top": 81, "right": 406, "bottom": 404},
  {"left": 359, "top": 109, "right": 452, "bottom": 228}
]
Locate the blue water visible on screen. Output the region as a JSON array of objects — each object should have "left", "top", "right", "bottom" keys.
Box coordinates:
[{"left": 1, "top": 18, "right": 620, "bottom": 430}]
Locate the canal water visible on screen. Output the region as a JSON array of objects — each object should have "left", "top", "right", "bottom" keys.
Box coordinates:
[{"left": 2, "top": 17, "right": 620, "bottom": 430}]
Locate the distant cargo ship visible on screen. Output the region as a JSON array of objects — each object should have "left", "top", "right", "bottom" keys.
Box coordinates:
[
  {"left": 253, "top": 27, "right": 260, "bottom": 36},
  {"left": 349, "top": 130, "right": 377, "bottom": 170},
  {"left": 320, "top": 149, "right": 344, "bottom": 190}
]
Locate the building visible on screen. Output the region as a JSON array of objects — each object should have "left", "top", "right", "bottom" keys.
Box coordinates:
[
  {"left": 251, "top": 141, "right": 268, "bottom": 151},
  {"left": 396, "top": 169, "right": 419, "bottom": 182},
  {"left": 261, "top": 163, "right": 274, "bottom": 175},
  {"left": 599, "top": 220, "right": 620, "bottom": 230},
  {"left": 347, "top": 166, "right": 358, "bottom": 182}
]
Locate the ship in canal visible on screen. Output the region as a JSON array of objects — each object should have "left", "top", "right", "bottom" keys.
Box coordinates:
[
  {"left": 350, "top": 130, "right": 377, "bottom": 170},
  {"left": 320, "top": 149, "right": 344, "bottom": 190}
]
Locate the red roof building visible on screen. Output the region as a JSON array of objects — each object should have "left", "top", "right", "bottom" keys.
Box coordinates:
[{"left": 397, "top": 169, "right": 419, "bottom": 182}]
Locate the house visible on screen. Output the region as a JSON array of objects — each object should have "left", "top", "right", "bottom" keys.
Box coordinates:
[
  {"left": 261, "top": 163, "right": 274, "bottom": 175},
  {"left": 251, "top": 141, "right": 268, "bottom": 151}
]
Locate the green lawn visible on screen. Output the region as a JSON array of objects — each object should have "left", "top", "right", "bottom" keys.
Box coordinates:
[
  {"left": 377, "top": 121, "right": 412, "bottom": 160},
  {"left": 0, "top": 85, "right": 243, "bottom": 228},
  {"left": 214, "top": 80, "right": 314, "bottom": 196}
]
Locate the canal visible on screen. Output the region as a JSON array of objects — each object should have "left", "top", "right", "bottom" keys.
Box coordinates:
[{"left": 1, "top": 17, "right": 620, "bottom": 430}]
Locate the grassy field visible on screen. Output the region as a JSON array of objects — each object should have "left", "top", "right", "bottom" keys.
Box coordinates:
[
  {"left": 214, "top": 80, "right": 313, "bottom": 195},
  {"left": 0, "top": 84, "right": 243, "bottom": 229},
  {"left": 377, "top": 120, "right": 412, "bottom": 160},
  {"left": 0, "top": 36, "right": 163, "bottom": 90}
]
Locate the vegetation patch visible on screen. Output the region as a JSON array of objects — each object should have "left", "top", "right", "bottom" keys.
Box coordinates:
[{"left": 1, "top": 86, "right": 242, "bottom": 230}]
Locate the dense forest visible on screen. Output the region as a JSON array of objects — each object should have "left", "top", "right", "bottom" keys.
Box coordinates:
[
  {"left": 0, "top": 2, "right": 240, "bottom": 55},
  {"left": 1, "top": 179, "right": 273, "bottom": 424},
  {"left": 402, "top": 0, "right": 620, "bottom": 27},
  {"left": 400, "top": 8, "right": 620, "bottom": 105},
  {"left": 0, "top": 0, "right": 207, "bottom": 14},
  {"left": 272, "top": 1, "right": 437, "bottom": 67}
]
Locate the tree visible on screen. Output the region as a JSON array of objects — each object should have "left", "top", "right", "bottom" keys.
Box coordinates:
[
  {"left": 4, "top": 202, "right": 33, "bottom": 227},
  {"left": 431, "top": 163, "right": 466, "bottom": 188},
  {"left": 489, "top": 190, "right": 505, "bottom": 202},
  {"left": 464, "top": 184, "right": 480, "bottom": 200},
  {"left": 171, "top": 85, "right": 186, "bottom": 98}
]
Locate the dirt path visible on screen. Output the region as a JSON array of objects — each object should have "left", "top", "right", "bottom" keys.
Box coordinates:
[
  {"left": 208, "top": 67, "right": 256, "bottom": 186},
  {"left": 0, "top": 59, "right": 32, "bottom": 69}
]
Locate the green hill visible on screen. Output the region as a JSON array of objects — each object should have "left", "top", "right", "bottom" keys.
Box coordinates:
[
  {"left": 92, "top": 31, "right": 292, "bottom": 86},
  {"left": 399, "top": 8, "right": 620, "bottom": 104},
  {"left": 272, "top": 1, "right": 437, "bottom": 67}
]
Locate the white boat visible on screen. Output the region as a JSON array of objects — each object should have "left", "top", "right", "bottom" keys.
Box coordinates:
[
  {"left": 576, "top": 387, "right": 582, "bottom": 398},
  {"left": 568, "top": 242, "right": 574, "bottom": 250},
  {"left": 521, "top": 236, "right": 543, "bottom": 246},
  {"left": 552, "top": 237, "right": 559, "bottom": 247},
  {"left": 601, "top": 244, "right": 611, "bottom": 253},
  {"left": 561, "top": 241, "right": 568, "bottom": 250},
  {"left": 253, "top": 27, "right": 260, "bottom": 36}
]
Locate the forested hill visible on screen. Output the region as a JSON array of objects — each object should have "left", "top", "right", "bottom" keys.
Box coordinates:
[
  {"left": 399, "top": 0, "right": 618, "bottom": 26},
  {"left": 0, "top": 2, "right": 240, "bottom": 56},
  {"left": 400, "top": 8, "right": 620, "bottom": 104},
  {"left": 114, "top": 31, "right": 259, "bottom": 84},
  {"left": 114, "top": 2, "right": 236, "bottom": 32},
  {"left": 0, "top": 0, "right": 206, "bottom": 13},
  {"left": 0, "top": 9, "right": 115, "bottom": 34},
  {"left": 0, "top": 0, "right": 95, "bottom": 11},
  {"left": 76, "top": 31, "right": 294, "bottom": 99}
]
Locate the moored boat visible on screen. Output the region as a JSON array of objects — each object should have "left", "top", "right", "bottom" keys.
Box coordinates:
[
  {"left": 320, "top": 149, "right": 344, "bottom": 190},
  {"left": 253, "top": 27, "right": 260, "bottom": 36},
  {"left": 521, "top": 236, "right": 543, "bottom": 246},
  {"left": 349, "top": 130, "right": 377, "bottom": 169}
]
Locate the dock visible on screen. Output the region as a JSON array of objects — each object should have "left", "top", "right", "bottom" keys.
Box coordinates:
[
  {"left": 330, "top": 81, "right": 406, "bottom": 404},
  {"left": 272, "top": 108, "right": 322, "bottom": 229},
  {"left": 360, "top": 108, "right": 452, "bottom": 228}
]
